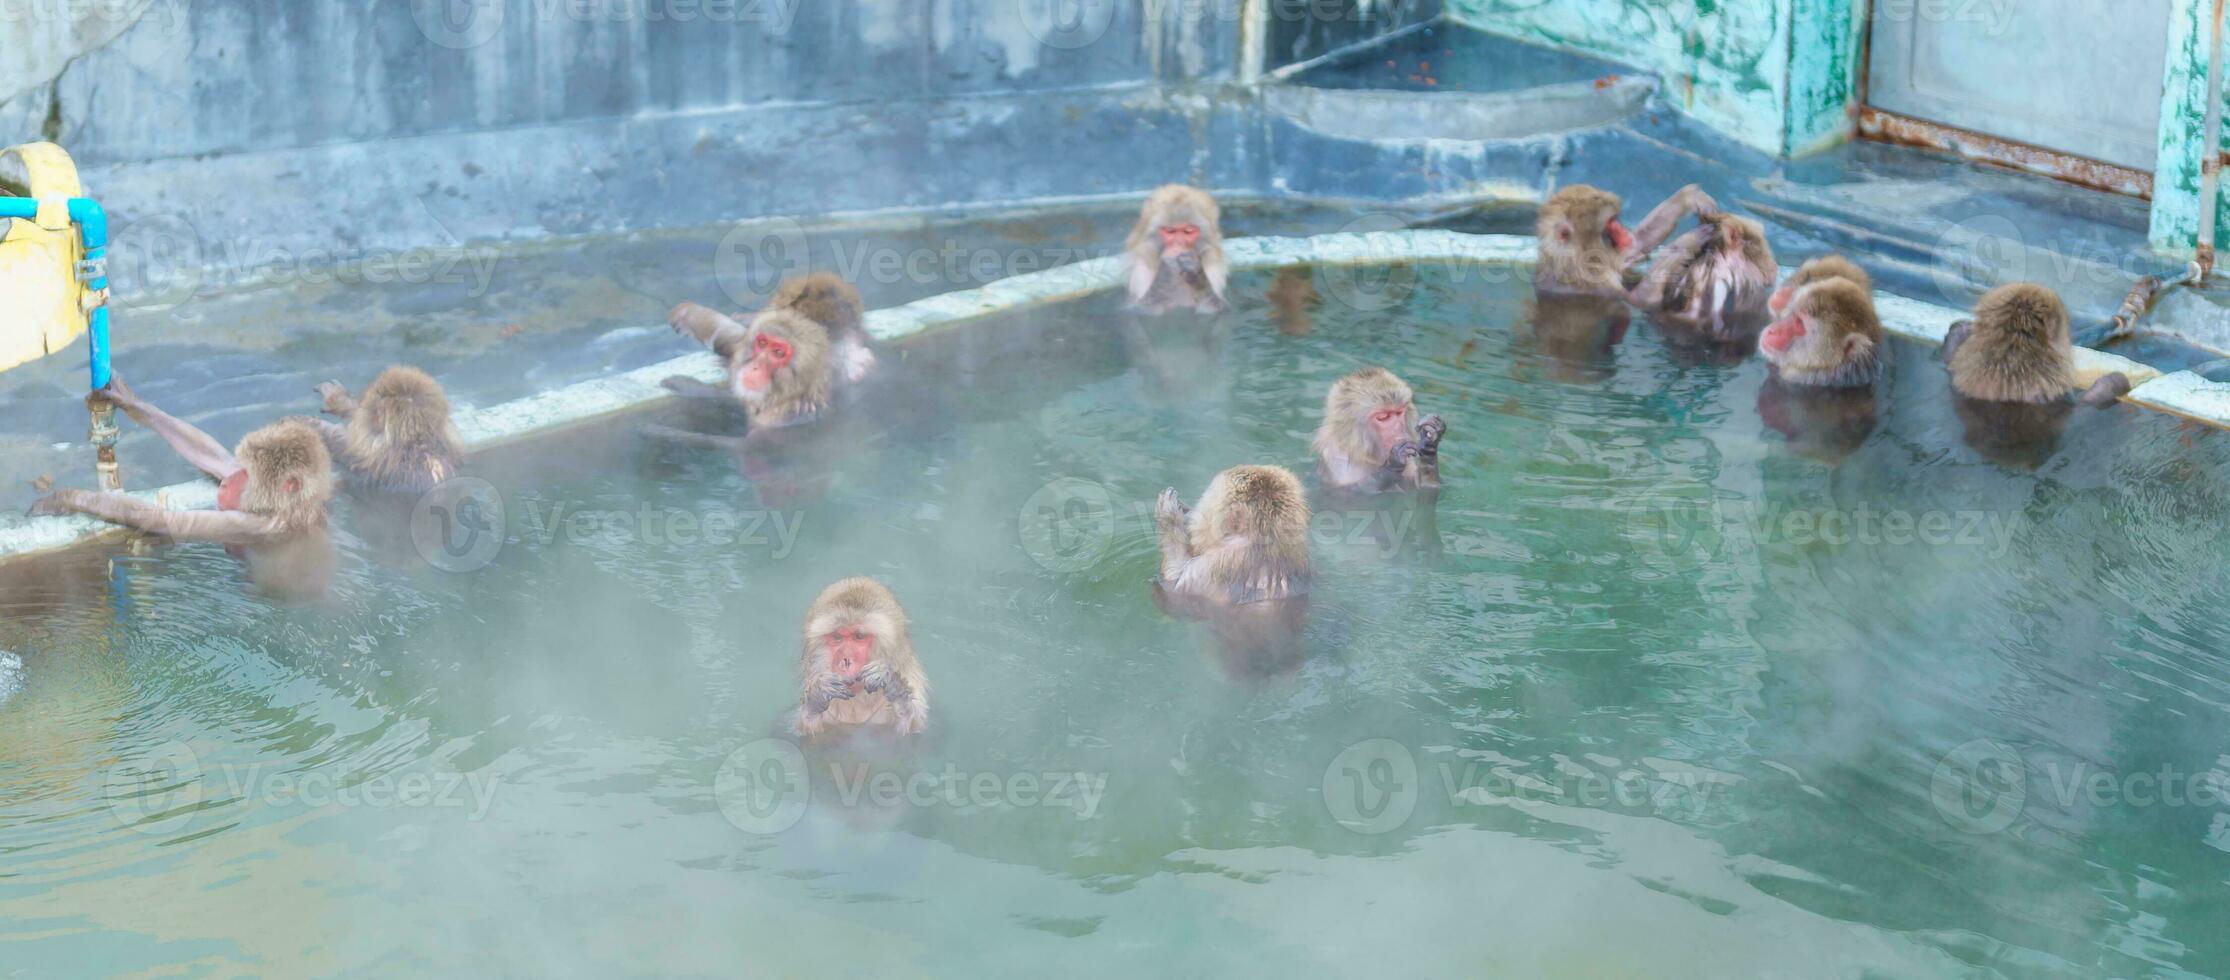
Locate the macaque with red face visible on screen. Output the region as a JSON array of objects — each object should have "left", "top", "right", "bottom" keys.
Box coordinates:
[
  {"left": 672, "top": 272, "right": 875, "bottom": 385},
  {"left": 1124, "top": 185, "right": 1229, "bottom": 315},
  {"left": 308, "top": 365, "right": 463, "bottom": 495},
  {"left": 1534, "top": 183, "right": 1717, "bottom": 297},
  {"left": 1631, "top": 213, "right": 1779, "bottom": 335},
  {"left": 1313, "top": 367, "right": 1446, "bottom": 493},
  {"left": 1770, "top": 255, "right": 1871, "bottom": 318},
  {"left": 29, "top": 376, "right": 336, "bottom": 601},
  {"left": 1758, "top": 278, "right": 1882, "bottom": 388},
  {"left": 794, "top": 577, "right": 929, "bottom": 740},
  {"left": 661, "top": 307, "right": 835, "bottom": 433}
]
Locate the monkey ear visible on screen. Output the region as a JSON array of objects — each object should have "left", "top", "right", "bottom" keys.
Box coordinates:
[
  {"left": 285, "top": 476, "right": 302, "bottom": 494},
  {"left": 1555, "top": 220, "right": 1573, "bottom": 243}
]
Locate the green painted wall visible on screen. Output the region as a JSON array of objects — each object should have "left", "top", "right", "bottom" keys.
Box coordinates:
[{"left": 1444, "top": 0, "right": 1862, "bottom": 157}]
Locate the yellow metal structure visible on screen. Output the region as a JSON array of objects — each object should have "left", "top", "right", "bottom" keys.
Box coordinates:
[{"left": 0, "top": 142, "right": 92, "bottom": 374}]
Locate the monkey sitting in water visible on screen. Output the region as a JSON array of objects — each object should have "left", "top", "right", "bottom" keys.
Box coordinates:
[
  {"left": 1942, "top": 282, "right": 2133, "bottom": 468},
  {"left": 657, "top": 307, "right": 836, "bottom": 435},
  {"left": 308, "top": 365, "right": 463, "bottom": 496},
  {"left": 1758, "top": 275, "right": 1882, "bottom": 388},
  {"left": 1313, "top": 367, "right": 1447, "bottom": 494},
  {"left": 1152, "top": 465, "right": 1313, "bottom": 679},
  {"left": 1632, "top": 212, "right": 1779, "bottom": 337},
  {"left": 670, "top": 272, "right": 875, "bottom": 385},
  {"left": 1124, "top": 185, "right": 1229, "bottom": 315},
  {"left": 793, "top": 577, "right": 929, "bottom": 741},
  {"left": 1533, "top": 182, "right": 1718, "bottom": 298},
  {"left": 30, "top": 376, "right": 336, "bottom": 601}
]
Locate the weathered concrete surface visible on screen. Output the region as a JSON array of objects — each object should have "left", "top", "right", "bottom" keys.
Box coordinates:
[{"left": 1263, "top": 74, "right": 1655, "bottom": 142}]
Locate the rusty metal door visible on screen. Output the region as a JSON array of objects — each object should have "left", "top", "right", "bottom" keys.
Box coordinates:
[{"left": 1867, "top": 0, "right": 2172, "bottom": 170}]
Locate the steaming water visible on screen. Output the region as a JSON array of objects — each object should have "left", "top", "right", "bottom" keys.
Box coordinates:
[{"left": 4, "top": 264, "right": 2230, "bottom": 976}]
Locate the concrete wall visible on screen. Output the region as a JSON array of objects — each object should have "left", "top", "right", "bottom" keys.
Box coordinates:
[{"left": 1442, "top": 0, "right": 1862, "bottom": 157}]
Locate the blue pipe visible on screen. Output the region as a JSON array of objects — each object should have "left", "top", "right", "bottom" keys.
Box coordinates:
[
  {"left": 68, "top": 198, "right": 110, "bottom": 389},
  {"left": 0, "top": 198, "right": 34, "bottom": 220}
]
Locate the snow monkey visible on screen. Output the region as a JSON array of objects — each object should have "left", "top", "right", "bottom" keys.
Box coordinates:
[
  {"left": 1943, "top": 282, "right": 2131, "bottom": 407},
  {"left": 1759, "top": 278, "right": 1883, "bottom": 388},
  {"left": 1942, "top": 283, "right": 2133, "bottom": 469},
  {"left": 309, "top": 365, "right": 463, "bottom": 495},
  {"left": 1313, "top": 367, "right": 1447, "bottom": 493},
  {"left": 1770, "top": 254, "right": 1871, "bottom": 318},
  {"left": 662, "top": 307, "right": 836, "bottom": 431},
  {"left": 1124, "top": 184, "right": 1229, "bottom": 315},
  {"left": 1632, "top": 211, "right": 1779, "bottom": 334},
  {"left": 794, "top": 577, "right": 929, "bottom": 740},
  {"left": 31, "top": 376, "right": 335, "bottom": 600},
  {"left": 671, "top": 272, "right": 875, "bottom": 385},
  {"left": 1533, "top": 182, "right": 1718, "bottom": 297},
  {"left": 1154, "top": 465, "right": 1312, "bottom": 606}
]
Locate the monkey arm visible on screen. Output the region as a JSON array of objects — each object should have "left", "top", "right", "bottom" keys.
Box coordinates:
[
  {"left": 1413, "top": 416, "right": 1446, "bottom": 489},
  {"left": 640, "top": 422, "right": 750, "bottom": 453},
  {"left": 2079, "top": 372, "right": 2133, "bottom": 408},
  {"left": 91, "top": 383, "right": 238, "bottom": 482},
  {"left": 315, "top": 382, "right": 360, "bottom": 418},
  {"left": 1939, "top": 319, "right": 1974, "bottom": 364},
  {"left": 1622, "top": 185, "right": 1716, "bottom": 270},
  {"left": 1627, "top": 225, "right": 1709, "bottom": 310},
  {"left": 669, "top": 302, "right": 746, "bottom": 353},
  {"left": 29, "top": 490, "right": 280, "bottom": 545},
  {"left": 1153, "top": 489, "right": 1197, "bottom": 584},
  {"left": 658, "top": 377, "right": 734, "bottom": 402}
]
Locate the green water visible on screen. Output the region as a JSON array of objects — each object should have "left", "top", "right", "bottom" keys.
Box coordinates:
[{"left": 4, "top": 264, "right": 2230, "bottom": 976}]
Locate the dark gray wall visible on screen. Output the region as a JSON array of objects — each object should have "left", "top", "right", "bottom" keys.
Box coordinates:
[
  {"left": 1264, "top": 0, "right": 1439, "bottom": 73},
  {"left": 6, "top": 0, "right": 1245, "bottom": 167}
]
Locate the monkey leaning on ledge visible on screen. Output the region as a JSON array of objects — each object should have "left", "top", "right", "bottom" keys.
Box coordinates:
[{"left": 30, "top": 376, "right": 337, "bottom": 601}]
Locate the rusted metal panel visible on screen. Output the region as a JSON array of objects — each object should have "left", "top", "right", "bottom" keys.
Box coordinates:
[{"left": 1858, "top": 107, "right": 2157, "bottom": 199}]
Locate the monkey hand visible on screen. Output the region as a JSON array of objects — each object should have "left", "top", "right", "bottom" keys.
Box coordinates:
[
  {"left": 1154, "top": 488, "right": 1190, "bottom": 530},
  {"left": 86, "top": 375, "right": 144, "bottom": 416},
  {"left": 28, "top": 489, "right": 90, "bottom": 517},
  {"left": 1382, "top": 442, "right": 1421, "bottom": 472},
  {"left": 315, "top": 381, "right": 352, "bottom": 415},
  {"left": 1416, "top": 415, "right": 1447, "bottom": 454},
  {"left": 805, "top": 672, "right": 856, "bottom": 713},
  {"left": 1679, "top": 184, "right": 1718, "bottom": 216},
  {"left": 857, "top": 659, "right": 899, "bottom": 696}
]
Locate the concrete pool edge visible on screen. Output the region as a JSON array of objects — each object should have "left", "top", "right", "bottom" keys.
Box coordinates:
[{"left": 3, "top": 228, "right": 2224, "bottom": 562}]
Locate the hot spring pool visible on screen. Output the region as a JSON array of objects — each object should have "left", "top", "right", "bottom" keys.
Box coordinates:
[{"left": 3, "top": 263, "right": 2229, "bottom": 976}]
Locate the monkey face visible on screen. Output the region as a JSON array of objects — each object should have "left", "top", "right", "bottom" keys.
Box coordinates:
[
  {"left": 1159, "top": 222, "right": 1202, "bottom": 259},
  {"left": 1368, "top": 400, "right": 1415, "bottom": 454},
  {"left": 734, "top": 329, "right": 796, "bottom": 403},
  {"left": 825, "top": 624, "right": 875, "bottom": 687}
]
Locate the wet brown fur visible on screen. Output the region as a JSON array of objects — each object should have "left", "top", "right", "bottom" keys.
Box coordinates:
[
  {"left": 771, "top": 272, "right": 867, "bottom": 345},
  {"left": 1535, "top": 185, "right": 1625, "bottom": 293},
  {"left": 1950, "top": 283, "right": 2076, "bottom": 404},
  {"left": 797, "top": 577, "right": 928, "bottom": 736},
  {"left": 1314, "top": 367, "right": 1414, "bottom": 471},
  {"left": 1765, "top": 279, "right": 1883, "bottom": 387},
  {"left": 342, "top": 366, "right": 462, "bottom": 493},
  {"left": 236, "top": 421, "right": 335, "bottom": 530},
  {"left": 736, "top": 309, "right": 834, "bottom": 426}
]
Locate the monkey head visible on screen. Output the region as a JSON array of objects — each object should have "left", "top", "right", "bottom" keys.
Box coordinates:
[
  {"left": 1760, "top": 279, "right": 1882, "bottom": 387},
  {"left": 233, "top": 420, "right": 335, "bottom": 526},
  {"left": 771, "top": 272, "right": 866, "bottom": 340},
  {"left": 1317, "top": 367, "right": 1418, "bottom": 465},
  {"left": 724, "top": 309, "right": 832, "bottom": 422},
  {"left": 1770, "top": 255, "right": 1871, "bottom": 317},
  {"left": 353, "top": 365, "right": 462, "bottom": 484},
  {"left": 798, "top": 577, "right": 927, "bottom": 732},
  {"left": 1949, "top": 282, "right": 2075, "bottom": 403},
  {"left": 1536, "top": 185, "right": 1631, "bottom": 292}
]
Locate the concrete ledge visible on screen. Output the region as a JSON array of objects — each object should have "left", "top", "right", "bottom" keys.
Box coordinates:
[{"left": 0, "top": 228, "right": 2213, "bottom": 562}]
